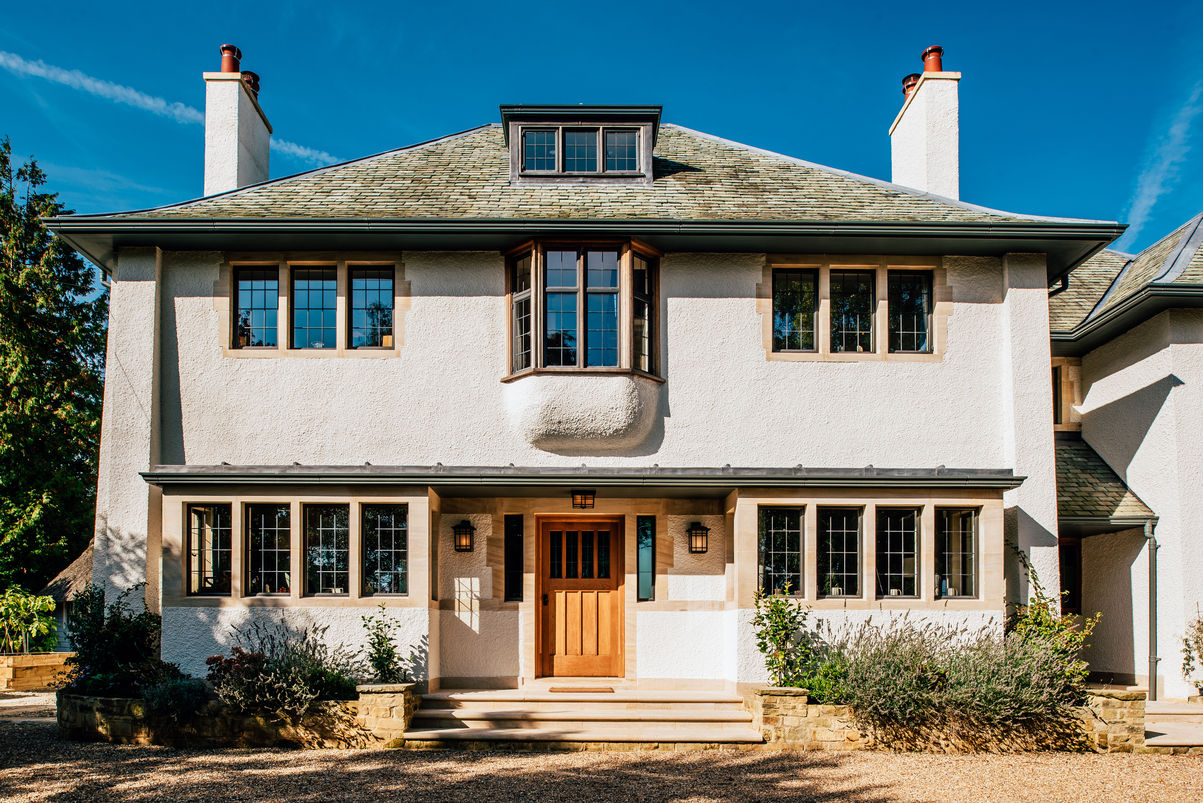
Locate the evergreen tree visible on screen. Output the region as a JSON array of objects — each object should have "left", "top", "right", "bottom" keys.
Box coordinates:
[{"left": 0, "top": 137, "right": 107, "bottom": 590}]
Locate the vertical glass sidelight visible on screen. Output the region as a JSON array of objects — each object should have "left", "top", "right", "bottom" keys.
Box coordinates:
[
  {"left": 936, "top": 509, "right": 977, "bottom": 598},
  {"left": 605, "top": 130, "right": 638, "bottom": 171},
  {"left": 349, "top": 267, "right": 394, "bottom": 348},
  {"left": 563, "top": 129, "right": 598, "bottom": 172},
  {"left": 633, "top": 254, "right": 652, "bottom": 372},
  {"left": 818, "top": 507, "right": 860, "bottom": 597},
  {"left": 772, "top": 269, "right": 818, "bottom": 352},
  {"left": 636, "top": 515, "right": 655, "bottom": 601},
  {"left": 291, "top": 267, "right": 337, "bottom": 349},
  {"left": 888, "top": 270, "right": 932, "bottom": 353},
  {"left": 234, "top": 267, "right": 278, "bottom": 348},
  {"left": 544, "top": 250, "right": 578, "bottom": 366},
  {"left": 585, "top": 250, "right": 620, "bottom": 367},
  {"left": 304, "top": 504, "right": 349, "bottom": 595},
  {"left": 187, "top": 504, "right": 232, "bottom": 595},
  {"left": 876, "top": 508, "right": 919, "bottom": 598},
  {"left": 758, "top": 507, "right": 802, "bottom": 594},
  {"left": 511, "top": 254, "right": 533, "bottom": 371},
  {"left": 503, "top": 515, "right": 523, "bottom": 601},
  {"left": 830, "top": 270, "right": 875, "bottom": 353},
  {"left": 247, "top": 503, "right": 291, "bottom": 595},
  {"left": 362, "top": 504, "right": 408, "bottom": 595},
  {"left": 523, "top": 129, "right": 556, "bottom": 171}
]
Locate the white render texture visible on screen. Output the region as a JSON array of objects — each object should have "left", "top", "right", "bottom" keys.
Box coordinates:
[
  {"left": 161, "top": 604, "right": 430, "bottom": 679},
  {"left": 636, "top": 610, "right": 729, "bottom": 679},
  {"left": 665, "top": 515, "right": 726, "bottom": 601},
  {"left": 1080, "top": 309, "right": 1203, "bottom": 698},
  {"left": 503, "top": 373, "right": 660, "bottom": 451},
  {"left": 890, "top": 73, "right": 960, "bottom": 200},
  {"left": 203, "top": 74, "right": 269, "bottom": 196}
]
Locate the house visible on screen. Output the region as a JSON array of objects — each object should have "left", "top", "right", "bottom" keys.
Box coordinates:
[{"left": 47, "top": 43, "right": 1190, "bottom": 708}]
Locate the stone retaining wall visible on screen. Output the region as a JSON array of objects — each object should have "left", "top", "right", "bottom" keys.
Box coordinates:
[
  {"left": 57, "top": 683, "right": 419, "bottom": 748},
  {"left": 1, "top": 653, "right": 72, "bottom": 691},
  {"left": 749, "top": 688, "right": 1146, "bottom": 753}
]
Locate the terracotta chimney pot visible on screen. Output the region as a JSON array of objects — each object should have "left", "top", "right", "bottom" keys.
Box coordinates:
[
  {"left": 901, "top": 73, "right": 921, "bottom": 97},
  {"left": 922, "top": 45, "right": 944, "bottom": 72},
  {"left": 219, "top": 44, "right": 242, "bottom": 74},
  {"left": 241, "top": 71, "right": 260, "bottom": 97}
]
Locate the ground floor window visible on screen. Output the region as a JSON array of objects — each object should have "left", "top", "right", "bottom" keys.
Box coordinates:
[
  {"left": 637, "top": 515, "right": 656, "bottom": 601},
  {"left": 758, "top": 507, "right": 802, "bottom": 594},
  {"left": 875, "top": 507, "right": 919, "bottom": 598},
  {"left": 818, "top": 507, "right": 861, "bottom": 597},
  {"left": 937, "top": 508, "right": 978, "bottom": 599},
  {"left": 187, "top": 503, "right": 231, "bottom": 595},
  {"left": 504, "top": 514, "right": 523, "bottom": 602},
  {"left": 362, "top": 504, "right": 408, "bottom": 595},
  {"left": 247, "top": 503, "right": 291, "bottom": 595},
  {"left": 304, "top": 504, "right": 349, "bottom": 595}
]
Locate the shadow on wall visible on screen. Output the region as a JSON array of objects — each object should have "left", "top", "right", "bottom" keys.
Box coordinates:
[
  {"left": 1003, "top": 507, "right": 1058, "bottom": 612},
  {"left": 94, "top": 518, "right": 151, "bottom": 610},
  {"left": 1082, "top": 374, "right": 1182, "bottom": 480},
  {"left": 1081, "top": 530, "right": 1143, "bottom": 679}
]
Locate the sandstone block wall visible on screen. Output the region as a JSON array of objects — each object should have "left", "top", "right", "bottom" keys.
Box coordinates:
[{"left": 0, "top": 653, "right": 72, "bottom": 691}]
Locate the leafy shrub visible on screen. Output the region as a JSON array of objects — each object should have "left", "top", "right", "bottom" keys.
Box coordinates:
[
  {"left": 752, "top": 584, "right": 846, "bottom": 701},
  {"left": 0, "top": 586, "right": 57, "bottom": 654},
  {"left": 142, "top": 676, "right": 211, "bottom": 720},
  {"left": 62, "top": 584, "right": 183, "bottom": 696},
  {"left": 1182, "top": 607, "right": 1203, "bottom": 688},
  {"left": 206, "top": 621, "right": 362, "bottom": 722},
  {"left": 1008, "top": 549, "right": 1098, "bottom": 695},
  {"left": 360, "top": 604, "right": 410, "bottom": 683}
]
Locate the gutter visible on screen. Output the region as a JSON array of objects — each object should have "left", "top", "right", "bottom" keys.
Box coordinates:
[{"left": 1052, "top": 285, "right": 1203, "bottom": 356}]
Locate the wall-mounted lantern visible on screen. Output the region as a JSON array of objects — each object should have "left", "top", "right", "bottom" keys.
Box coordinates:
[
  {"left": 687, "top": 522, "right": 710, "bottom": 554},
  {"left": 571, "top": 489, "right": 595, "bottom": 510},
  {"left": 452, "top": 520, "right": 476, "bottom": 552}
]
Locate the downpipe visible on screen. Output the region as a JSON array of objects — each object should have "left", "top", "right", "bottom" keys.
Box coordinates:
[{"left": 1145, "top": 519, "right": 1159, "bottom": 702}]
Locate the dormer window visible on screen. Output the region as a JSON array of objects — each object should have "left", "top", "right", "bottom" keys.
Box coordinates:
[{"left": 502, "top": 105, "right": 660, "bottom": 185}]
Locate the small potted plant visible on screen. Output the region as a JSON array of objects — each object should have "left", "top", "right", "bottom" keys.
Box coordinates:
[{"left": 1182, "top": 608, "right": 1203, "bottom": 697}]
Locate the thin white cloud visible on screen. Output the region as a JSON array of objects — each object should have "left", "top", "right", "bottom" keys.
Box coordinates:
[
  {"left": 0, "top": 50, "right": 340, "bottom": 166},
  {"left": 1118, "top": 80, "right": 1203, "bottom": 250}
]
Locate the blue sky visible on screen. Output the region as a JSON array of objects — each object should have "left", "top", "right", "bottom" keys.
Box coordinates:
[{"left": 2, "top": 0, "right": 1200, "bottom": 254}]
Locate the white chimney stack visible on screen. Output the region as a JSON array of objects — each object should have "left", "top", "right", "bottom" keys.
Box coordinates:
[
  {"left": 203, "top": 44, "right": 271, "bottom": 196},
  {"left": 889, "top": 45, "right": 960, "bottom": 200}
]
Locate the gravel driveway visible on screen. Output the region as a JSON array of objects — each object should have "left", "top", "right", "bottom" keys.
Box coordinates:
[{"left": 1, "top": 718, "right": 1200, "bottom": 802}]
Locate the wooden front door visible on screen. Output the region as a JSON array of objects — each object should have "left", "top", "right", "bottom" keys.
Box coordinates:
[{"left": 538, "top": 518, "right": 624, "bottom": 677}]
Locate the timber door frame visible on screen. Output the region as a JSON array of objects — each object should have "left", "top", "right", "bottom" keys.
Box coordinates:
[{"left": 534, "top": 515, "right": 626, "bottom": 678}]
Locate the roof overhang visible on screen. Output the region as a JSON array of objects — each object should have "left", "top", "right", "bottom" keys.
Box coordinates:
[
  {"left": 45, "top": 216, "right": 1123, "bottom": 279},
  {"left": 1059, "top": 515, "right": 1158, "bottom": 538},
  {"left": 499, "top": 105, "right": 663, "bottom": 145},
  {"left": 1052, "top": 285, "right": 1203, "bottom": 356},
  {"left": 141, "top": 463, "right": 1024, "bottom": 498}
]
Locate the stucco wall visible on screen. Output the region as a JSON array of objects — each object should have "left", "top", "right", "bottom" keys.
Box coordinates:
[
  {"left": 1080, "top": 309, "right": 1203, "bottom": 698},
  {"left": 1080, "top": 528, "right": 1150, "bottom": 681},
  {"left": 890, "top": 73, "right": 960, "bottom": 199},
  {"left": 160, "top": 604, "right": 430, "bottom": 680}
]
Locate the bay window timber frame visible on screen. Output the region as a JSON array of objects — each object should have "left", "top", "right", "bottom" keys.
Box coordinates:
[
  {"left": 504, "top": 239, "right": 661, "bottom": 379},
  {"left": 759, "top": 255, "right": 948, "bottom": 362}
]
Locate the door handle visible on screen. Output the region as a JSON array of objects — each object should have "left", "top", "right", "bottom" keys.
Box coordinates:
[{"left": 542, "top": 593, "right": 548, "bottom": 606}]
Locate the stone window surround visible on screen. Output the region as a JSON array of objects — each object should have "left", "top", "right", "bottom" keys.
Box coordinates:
[
  {"left": 219, "top": 253, "right": 410, "bottom": 359},
  {"left": 757, "top": 256, "right": 950, "bottom": 362},
  {"left": 1051, "top": 356, "right": 1083, "bottom": 431},
  {"left": 503, "top": 239, "right": 662, "bottom": 381}
]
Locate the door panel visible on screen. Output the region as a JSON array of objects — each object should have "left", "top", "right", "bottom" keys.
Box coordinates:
[{"left": 539, "top": 519, "right": 623, "bottom": 676}]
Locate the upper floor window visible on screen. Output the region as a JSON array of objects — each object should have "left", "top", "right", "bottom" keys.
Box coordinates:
[
  {"left": 291, "top": 267, "right": 336, "bottom": 349},
  {"left": 507, "top": 241, "right": 659, "bottom": 377},
  {"left": 502, "top": 105, "right": 660, "bottom": 185},
  {"left": 830, "top": 270, "right": 875, "bottom": 353},
  {"left": 350, "top": 267, "right": 395, "bottom": 348},
  {"left": 772, "top": 269, "right": 818, "bottom": 352},
  {"left": 888, "top": 271, "right": 932, "bottom": 353},
  {"left": 234, "top": 267, "right": 278, "bottom": 348}
]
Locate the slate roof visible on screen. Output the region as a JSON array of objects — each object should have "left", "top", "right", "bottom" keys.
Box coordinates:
[
  {"left": 1055, "top": 437, "right": 1154, "bottom": 522},
  {"left": 1052, "top": 213, "right": 1203, "bottom": 332},
  {"left": 94, "top": 124, "right": 1083, "bottom": 225}
]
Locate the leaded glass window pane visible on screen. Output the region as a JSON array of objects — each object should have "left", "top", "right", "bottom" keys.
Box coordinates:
[
  {"left": 349, "top": 267, "right": 394, "bottom": 348},
  {"left": 234, "top": 267, "right": 278, "bottom": 348},
  {"left": 636, "top": 515, "right": 655, "bottom": 601},
  {"left": 581, "top": 531, "right": 594, "bottom": 578},
  {"left": 305, "top": 504, "right": 349, "bottom": 595},
  {"left": 564, "top": 129, "right": 598, "bottom": 172},
  {"left": 546, "top": 250, "right": 577, "bottom": 289},
  {"left": 363, "top": 504, "right": 408, "bottom": 595},
  {"left": 830, "top": 270, "right": 875, "bottom": 353},
  {"left": 888, "top": 271, "right": 932, "bottom": 353},
  {"left": 596, "top": 530, "right": 610, "bottom": 579},
  {"left": 937, "top": 509, "right": 977, "bottom": 598},
  {"left": 291, "top": 267, "right": 336, "bottom": 349},
  {"left": 818, "top": 507, "right": 860, "bottom": 597},
  {"left": 565, "top": 531, "right": 579, "bottom": 579},
  {"left": 550, "top": 531, "right": 562, "bottom": 579},
  {"left": 545, "top": 292, "right": 578, "bottom": 366},
  {"left": 188, "top": 504, "right": 231, "bottom": 595},
  {"left": 605, "top": 130, "right": 638, "bottom": 171},
  {"left": 633, "top": 254, "right": 652, "bottom": 372},
  {"left": 586, "top": 250, "right": 619, "bottom": 289},
  {"left": 758, "top": 507, "right": 802, "bottom": 594},
  {"left": 504, "top": 515, "right": 523, "bottom": 602},
  {"left": 586, "top": 293, "right": 618, "bottom": 367},
  {"left": 512, "top": 253, "right": 533, "bottom": 372},
  {"left": 523, "top": 129, "right": 556, "bottom": 171},
  {"left": 772, "top": 269, "right": 818, "bottom": 351},
  {"left": 875, "top": 508, "right": 919, "bottom": 598},
  {"left": 247, "top": 503, "right": 291, "bottom": 595}
]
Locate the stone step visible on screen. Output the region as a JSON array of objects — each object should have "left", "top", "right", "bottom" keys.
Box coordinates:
[
  {"left": 1144, "top": 722, "right": 1203, "bottom": 747},
  {"left": 401, "top": 725, "right": 765, "bottom": 744},
  {"left": 1146, "top": 701, "right": 1203, "bottom": 723},
  {"left": 422, "top": 689, "right": 744, "bottom": 712},
  {"left": 410, "top": 708, "right": 753, "bottom": 731}
]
